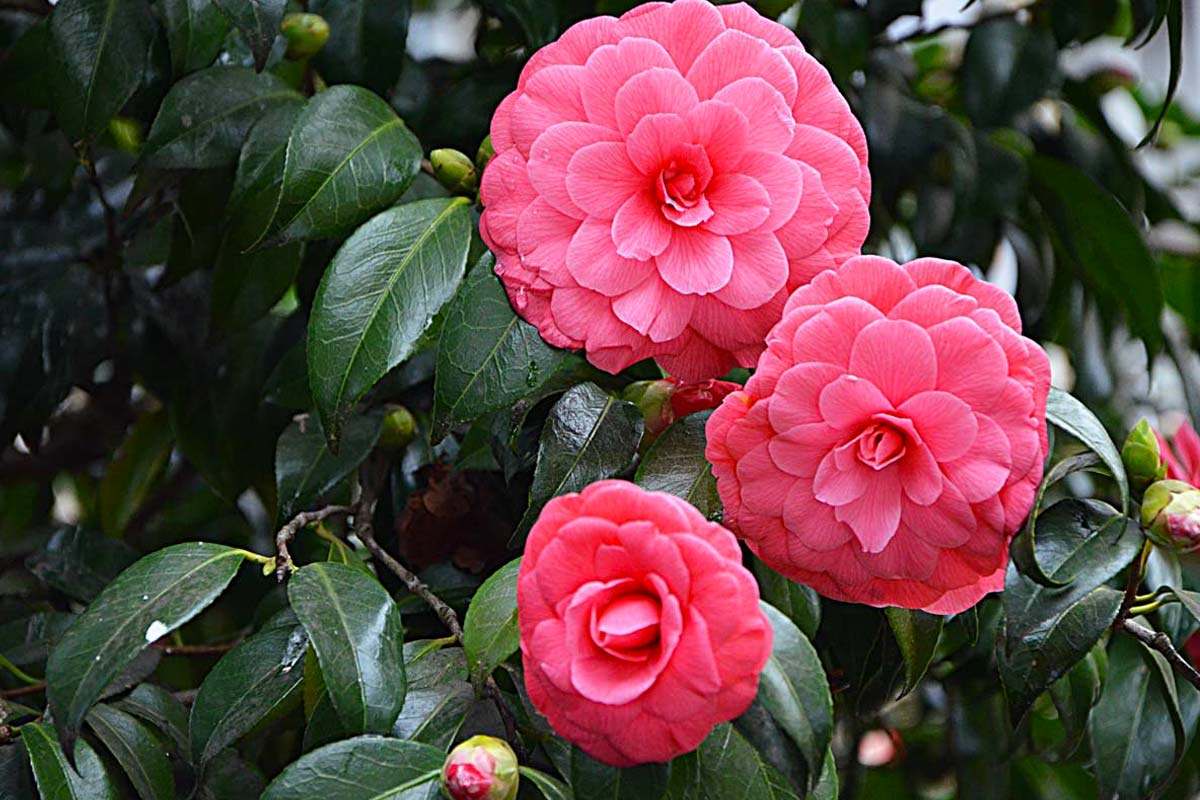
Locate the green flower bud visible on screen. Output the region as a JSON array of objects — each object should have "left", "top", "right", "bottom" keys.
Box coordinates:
[
  {"left": 476, "top": 136, "right": 494, "bottom": 172},
  {"left": 108, "top": 116, "right": 142, "bottom": 153},
  {"left": 1142, "top": 479, "right": 1200, "bottom": 553},
  {"left": 1123, "top": 418, "right": 1167, "bottom": 494},
  {"left": 281, "top": 13, "right": 330, "bottom": 60},
  {"left": 441, "top": 735, "right": 518, "bottom": 800},
  {"left": 430, "top": 148, "right": 478, "bottom": 195},
  {"left": 379, "top": 405, "right": 416, "bottom": 452},
  {"left": 622, "top": 379, "right": 675, "bottom": 437}
]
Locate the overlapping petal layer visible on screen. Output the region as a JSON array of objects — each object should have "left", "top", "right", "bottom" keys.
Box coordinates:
[{"left": 480, "top": 0, "right": 870, "bottom": 380}]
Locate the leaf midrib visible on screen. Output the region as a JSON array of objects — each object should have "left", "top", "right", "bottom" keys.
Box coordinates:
[
  {"left": 545, "top": 392, "right": 619, "bottom": 502},
  {"left": 313, "top": 568, "right": 370, "bottom": 732}
]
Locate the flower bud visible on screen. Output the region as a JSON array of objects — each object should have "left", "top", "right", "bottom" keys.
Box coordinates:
[
  {"left": 281, "top": 13, "right": 330, "bottom": 60},
  {"left": 378, "top": 405, "right": 416, "bottom": 452},
  {"left": 430, "top": 148, "right": 478, "bottom": 195},
  {"left": 1123, "top": 419, "right": 1167, "bottom": 494},
  {"left": 476, "top": 136, "right": 494, "bottom": 172},
  {"left": 441, "top": 735, "right": 518, "bottom": 800},
  {"left": 1142, "top": 479, "right": 1200, "bottom": 553},
  {"left": 108, "top": 116, "right": 142, "bottom": 153},
  {"left": 623, "top": 377, "right": 740, "bottom": 438}
]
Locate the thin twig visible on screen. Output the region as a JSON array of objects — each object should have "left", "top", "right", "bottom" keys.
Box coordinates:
[
  {"left": 0, "top": 683, "right": 45, "bottom": 700},
  {"left": 274, "top": 505, "right": 355, "bottom": 581},
  {"left": 1116, "top": 540, "right": 1154, "bottom": 627},
  {"left": 81, "top": 150, "right": 120, "bottom": 257},
  {"left": 1120, "top": 619, "right": 1200, "bottom": 691}
]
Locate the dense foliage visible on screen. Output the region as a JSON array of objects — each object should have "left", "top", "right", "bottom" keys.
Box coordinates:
[{"left": 0, "top": 0, "right": 1197, "bottom": 798}]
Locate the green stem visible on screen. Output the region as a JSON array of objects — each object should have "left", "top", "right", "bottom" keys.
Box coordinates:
[
  {"left": 1129, "top": 596, "right": 1179, "bottom": 616},
  {"left": 235, "top": 548, "right": 279, "bottom": 575},
  {"left": 0, "top": 654, "right": 39, "bottom": 686}
]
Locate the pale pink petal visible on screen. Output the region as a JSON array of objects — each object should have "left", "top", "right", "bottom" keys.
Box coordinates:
[
  {"left": 834, "top": 470, "right": 903, "bottom": 553},
  {"left": 655, "top": 228, "right": 734, "bottom": 295},
  {"left": 511, "top": 64, "right": 589, "bottom": 157},
  {"left": 479, "top": 150, "right": 535, "bottom": 252},
  {"left": 899, "top": 391, "right": 978, "bottom": 463},
  {"left": 790, "top": 298, "right": 883, "bottom": 368},
  {"left": 703, "top": 174, "right": 771, "bottom": 236},
  {"left": 786, "top": 123, "right": 861, "bottom": 201},
  {"left": 528, "top": 122, "right": 621, "bottom": 218},
  {"left": 612, "top": 278, "right": 695, "bottom": 343},
  {"left": 942, "top": 414, "right": 1013, "bottom": 502},
  {"left": 580, "top": 37, "right": 676, "bottom": 130},
  {"left": 685, "top": 100, "right": 750, "bottom": 173},
  {"left": 814, "top": 451, "right": 869, "bottom": 506},
  {"left": 618, "top": 0, "right": 726, "bottom": 73},
  {"left": 848, "top": 320, "right": 937, "bottom": 405},
  {"left": 888, "top": 284, "right": 978, "bottom": 327},
  {"left": 614, "top": 68, "right": 700, "bottom": 137},
  {"left": 770, "top": 363, "right": 845, "bottom": 430},
  {"left": 716, "top": 2, "right": 801, "bottom": 47},
  {"left": 897, "top": 441, "right": 942, "bottom": 505},
  {"left": 907, "top": 257, "right": 1022, "bottom": 331},
  {"left": 567, "top": 142, "right": 645, "bottom": 218},
  {"left": 686, "top": 29, "right": 798, "bottom": 105},
  {"left": 713, "top": 232, "right": 787, "bottom": 309},
  {"left": 713, "top": 77, "right": 795, "bottom": 153},
  {"left": 612, "top": 190, "right": 673, "bottom": 260},
  {"left": 928, "top": 317, "right": 1008, "bottom": 408},
  {"left": 517, "top": 15, "right": 622, "bottom": 88},
  {"left": 517, "top": 198, "right": 580, "bottom": 281},
  {"left": 818, "top": 374, "right": 892, "bottom": 431},
  {"left": 774, "top": 162, "right": 835, "bottom": 257},
  {"left": 490, "top": 92, "right": 518, "bottom": 153},
  {"left": 567, "top": 218, "right": 651, "bottom": 295},
  {"left": 625, "top": 113, "right": 691, "bottom": 175},
  {"left": 736, "top": 150, "right": 803, "bottom": 232}
]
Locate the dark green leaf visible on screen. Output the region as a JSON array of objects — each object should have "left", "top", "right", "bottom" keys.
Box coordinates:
[
  {"left": 758, "top": 603, "right": 832, "bottom": 793},
  {"left": 310, "top": 0, "right": 410, "bottom": 93},
  {"left": 307, "top": 197, "right": 472, "bottom": 443},
  {"left": 1048, "top": 643, "right": 1105, "bottom": 758},
  {"left": 86, "top": 703, "right": 174, "bottom": 800},
  {"left": 999, "top": 500, "right": 1142, "bottom": 722},
  {"left": 228, "top": 102, "right": 303, "bottom": 239},
  {"left": 1031, "top": 158, "right": 1164, "bottom": 353},
  {"left": 462, "top": 557, "right": 520, "bottom": 683},
  {"left": 26, "top": 527, "right": 138, "bottom": 603},
  {"left": 1138, "top": 0, "right": 1182, "bottom": 146},
  {"left": 432, "top": 255, "right": 580, "bottom": 440},
  {"left": 485, "top": 0, "right": 559, "bottom": 47},
  {"left": 274, "top": 413, "right": 383, "bottom": 522},
  {"left": 634, "top": 412, "right": 721, "bottom": 519},
  {"left": 518, "top": 383, "right": 644, "bottom": 540},
  {"left": 210, "top": 237, "right": 302, "bottom": 333},
  {"left": 259, "top": 736, "right": 443, "bottom": 800},
  {"left": 21, "top": 722, "right": 119, "bottom": 800},
  {"left": 1045, "top": 388, "right": 1130, "bottom": 514},
  {"left": 195, "top": 750, "right": 267, "bottom": 800},
  {"left": 1012, "top": 450, "right": 1102, "bottom": 587},
  {"left": 212, "top": 0, "right": 284, "bottom": 71},
  {"left": 570, "top": 746, "right": 668, "bottom": 800},
  {"left": 98, "top": 410, "right": 173, "bottom": 537},
  {"left": 0, "top": 612, "right": 75, "bottom": 676},
  {"left": 1089, "top": 631, "right": 1189, "bottom": 799},
  {"left": 189, "top": 623, "right": 308, "bottom": 763},
  {"left": 115, "top": 683, "right": 191, "bottom": 754},
  {"left": 258, "top": 85, "right": 422, "bottom": 247},
  {"left": 0, "top": 740, "right": 36, "bottom": 800},
  {"left": 885, "top": 608, "right": 943, "bottom": 696},
  {"left": 391, "top": 642, "right": 474, "bottom": 748},
  {"left": 162, "top": 0, "right": 228, "bottom": 75},
  {"left": 288, "top": 562, "right": 406, "bottom": 735},
  {"left": 810, "top": 750, "right": 838, "bottom": 800},
  {"left": 752, "top": 558, "right": 820, "bottom": 640},
  {"left": 960, "top": 17, "right": 1057, "bottom": 128},
  {"left": 46, "top": 543, "right": 246, "bottom": 756},
  {"left": 521, "top": 766, "right": 573, "bottom": 800},
  {"left": 143, "top": 66, "right": 300, "bottom": 170},
  {"left": 49, "top": 0, "right": 155, "bottom": 140},
  {"left": 664, "top": 723, "right": 800, "bottom": 800}
]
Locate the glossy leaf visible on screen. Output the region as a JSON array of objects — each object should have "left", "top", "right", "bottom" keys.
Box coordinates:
[
  {"left": 26, "top": 527, "right": 138, "bottom": 603},
  {"left": 885, "top": 608, "right": 943, "bottom": 696},
  {"left": 1048, "top": 643, "right": 1105, "bottom": 758},
  {"left": 960, "top": 16, "right": 1057, "bottom": 128},
  {"left": 634, "top": 411, "right": 721, "bottom": 519},
  {"left": 752, "top": 559, "right": 820, "bottom": 640},
  {"left": 1044, "top": 389, "right": 1130, "bottom": 516},
  {"left": 189, "top": 623, "right": 308, "bottom": 764},
  {"left": 1012, "top": 450, "right": 1102, "bottom": 587},
  {"left": 257, "top": 85, "right": 422, "bottom": 247},
  {"left": 757, "top": 603, "right": 832, "bottom": 792},
  {"left": 462, "top": 557, "right": 520, "bottom": 683},
  {"left": 86, "top": 703, "right": 174, "bottom": 800},
  {"left": 46, "top": 543, "right": 246, "bottom": 756},
  {"left": 99, "top": 410, "right": 173, "bottom": 537},
  {"left": 664, "top": 723, "right": 800, "bottom": 800},
  {"left": 521, "top": 767, "right": 573, "bottom": 800},
  {"left": 571, "top": 747, "right": 669, "bottom": 800},
  {"left": 288, "top": 562, "right": 406, "bottom": 735},
  {"left": 274, "top": 413, "right": 383, "bottom": 522},
  {"left": 228, "top": 102, "right": 303, "bottom": 238},
  {"left": 21, "top": 722, "right": 119, "bottom": 800},
  {"left": 432, "top": 255, "right": 580, "bottom": 440},
  {"left": 259, "top": 736, "right": 443, "bottom": 800},
  {"left": 162, "top": 0, "right": 229, "bottom": 75},
  {"left": 48, "top": 0, "right": 155, "bottom": 140},
  {"left": 212, "top": 0, "right": 285, "bottom": 70},
  {"left": 115, "top": 683, "right": 191, "bottom": 754},
  {"left": 143, "top": 66, "right": 301, "bottom": 170},
  {"left": 307, "top": 197, "right": 472, "bottom": 443},
  {"left": 518, "top": 383, "right": 643, "bottom": 539},
  {"left": 310, "top": 0, "right": 410, "bottom": 92},
  {"left": 391, "top": 642, "right": 474, "bottom": 748}
]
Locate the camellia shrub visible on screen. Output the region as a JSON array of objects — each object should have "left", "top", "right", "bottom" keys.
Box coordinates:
[{"left": 1, "top": 0, "right": 1198, "bottom": 798}]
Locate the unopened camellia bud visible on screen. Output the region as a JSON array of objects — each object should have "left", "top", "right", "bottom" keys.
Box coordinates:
[
  {"left": 623, "top": 377, "right": 740, "bottom": 438},
  {"left": 1123, "top": 418, "right": 1167, "bottom": 493},
  {"left": 430, "top": 148, "right": 478, "bottom": 195},
  {"left": 281, "top": 13, "right": 330, "bottom": 60},
  {"left": 441, "top": 735, "right": 518, "bottom": 800},
  {"left": 379, "top": 405, "right": 416, "bottom": 452},
  {"left": 1142, "top": 479, "right": 1200, "bottom": 553},
  {"left": 476, "top": 136, "right": 494, "bottom": 172}
]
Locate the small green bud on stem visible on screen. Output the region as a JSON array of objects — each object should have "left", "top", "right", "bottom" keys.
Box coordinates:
[
  {"left": 430, "top": 148, "right": 479, "bottom": 195},
  {"left": 379, "top": 405, "right": 416, "bottom": 452},
  {"left": 282, "top": 13, "right": 330, "bottom": 60},
  {"left": 1123, "top": 418, "right": 1167, "bottom": 496}
]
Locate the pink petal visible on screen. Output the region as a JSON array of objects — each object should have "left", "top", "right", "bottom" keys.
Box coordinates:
[
  {"left": 703, "top": 174, "right": 771, "bottom": 236},
  {"left": 716, "top": 2, "right": 801, "bottom": 47},
  {"left": 685, "top": 100, "right": 750, "bottom": 173},
  {"left": 490, "top": 92, "right": 518, "bottom": 153},
  {"left": 479, "top": 150, "right": 535, "bottom": 252},
  {"left": 818, "top": 374, "right": 891, "bottom": 431},
  {"left": 897, "top": 440, "right": 942, "bottom": 505},
  {"left": 580, "top": 38, "right": 676, "bottom": 130},
  {"left": 833, "top": 256, "right": 918, "bottom": 314},
  {"left": 736, "top": 150, "right": 803, "bottom": 232},
  {"left": 655, "top": 329, "right": 741, "bottom": 381},
  {"left": 786, "top": 124, "right": 861, "bottom": 201},
  {"left": 774, "top": 162, "right": 835, "bottom": 257},
  {"left": 834, "top": 470, "right": 903, "bottom": 553},
  {"left": 527, "top": 122, "right": 620, "bottom": 218},
  {"left": 790, "top": 298, "right": 883, "bottom": 369},
  {"left": 888, "top": 284, "right": 978, "bottom": 327},
  {"left": 770, "top": 363, "right": 846, "bottom": 430},
  {"left": 927, "top": 317, "right": 1008, "bottom": 408},
  {"left": 612, "top": 190, "right": 673, "bottom": 259},
  {"left": 1175, "top": 422, "right": 1200, "bottom": 482},
  {"left": 907, "top": 257, "right": 1022, "bottom": 332},
  {"left": 814, "top": 451, "right": 869, "bottom": 505},
  {"left": 713, "top": 77, "right": 795, "bottom": 154},
  {"left": 566, "top": 218, "right": 651, "bottom": 295},
  {"left": 824, "top": 188, "right": 869, "bottom": 261},
  {"left": 618, "top": 0, "right": 726, "bottom": 73},
  {"left": 566, "top": 141, "right": 645, "bottom": 219},
  {"left": 517, "top": 198, "right": 579, "bottom": 280},
  {"left": 713, "top": 231, "right": 787, "bottom": 309},
  {"left": 510, "top": 64, "right": 588, "bottom": 157},
  {"left": 899, "top": 391, "right": 978, "bottom": 462},
  {"left": 614, "top": 68, "right": 700, "bottom": 137},
  {"left": 686, "top": 29, "right": 798, "bottom": 106},
  {"left": 612, "top": 278, "right": 695, "bottom": 342},
  {"left": 941, "top": 414, "right": 1012, "bottom": 502},
  {"left": 656, "top": 228, "right": 734, "bottom": 295},
  {"left": 848, "top": 319, "right": 937, "bottom": 405},
  {"left": 782, "top": 480, "right": 853, "bottom": 550},
  {"left": 625, "top": 113, "right": 692, "bottom": 175},
  {"left": 783, "top": 48, "right": 868, "bottom": 168},
  {"left": 517, "top": 15, "right": 622, "bottom": 88}
]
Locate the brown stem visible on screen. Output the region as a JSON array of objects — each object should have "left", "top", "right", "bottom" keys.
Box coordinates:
[
  {"left": 1120, "top": 619, "right": 1200, "bottom": 691},
  {"left": 274, "top": 505, "right": 355, "bottom": 581},
  {"left": 0, "top": 683, "right": 45, "bottom": 700},
  {"left": 81, "top": 151, "right": 120, "bottom": 258},
  {"left": 1116, "top": 540, "right": 1154, "bottom": 627}
]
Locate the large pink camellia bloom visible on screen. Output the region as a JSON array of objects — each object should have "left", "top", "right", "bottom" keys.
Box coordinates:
[
  {"left": 517, "top": 480, "right": 772, "bottom": 765},
  {"left": 706, "top": 257, "right": 1051, "bottom": 613},
  {"left": 479, "top": 0, "right": 870, "bottom": 380}
]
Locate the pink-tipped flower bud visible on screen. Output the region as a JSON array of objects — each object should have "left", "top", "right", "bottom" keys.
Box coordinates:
[
  {"left": 441, "top": 735, "right": 518, "bottom": 800},
  {"left": 622, "top": 377, "right": 740, "bottom": 438},
  {"left": 1123, "top": 419, "right": 1167, "bottom": 495},
  {"left": 1142, "top": 479, "right": 1200, "bottom": 553}
]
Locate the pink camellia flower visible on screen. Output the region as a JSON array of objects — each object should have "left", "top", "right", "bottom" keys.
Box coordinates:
[
  {"left": 517, "top": 480, "right": 772, "bottom": 765},
  {"left": 480, "top": 0, "right": 870, "bottom": 380},
  {"left": 706, "top": 256, "right": 1051, "bottom": 613},
  {"left": 1157, "top": 420, "right": 1200, "bottom": 484}
]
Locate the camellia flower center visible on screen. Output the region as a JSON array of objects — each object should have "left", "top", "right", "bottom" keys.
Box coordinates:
[
  {"left": 590, "top": 592, "right": 662, "bottom": 660},
  {"left": 653, "top": 144, "right": 714, "bottom": 227},
  {"left": 855, "top": 421, "right": 908, "bottom": 470}
]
